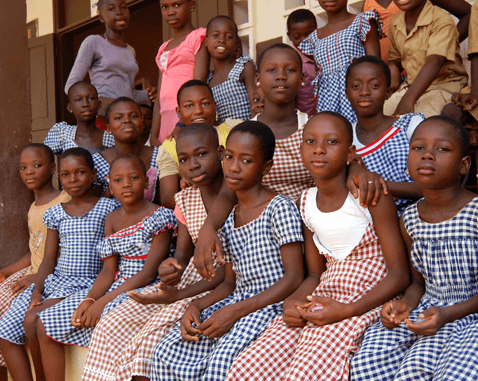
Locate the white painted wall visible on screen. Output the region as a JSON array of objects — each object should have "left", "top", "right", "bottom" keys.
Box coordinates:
[{"left": 27, "top": 0, "right": 54, "bottom": 36}]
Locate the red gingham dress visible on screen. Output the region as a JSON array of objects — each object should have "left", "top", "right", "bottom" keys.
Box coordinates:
[
  {"left": 226, "top": 189, "right": 388, "bottom": 381},
  {"left": 82, "top": 187, "right": 219, "bottom": 381}
]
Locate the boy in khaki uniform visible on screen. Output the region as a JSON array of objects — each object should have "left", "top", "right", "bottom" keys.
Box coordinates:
[{"left": 384, "top": 0, "right": 468, "bottom": 118}]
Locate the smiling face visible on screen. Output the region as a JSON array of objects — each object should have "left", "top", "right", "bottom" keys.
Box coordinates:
[
  {"left": 59, "top": 155, "right": 96, "bottom": 198},
  {"left": 19, "top": 147, "right": 55, "bottom": 191},
  {"left": 160, "top": 0, "right": 194, "bottom": 30},
  {"left": 408, "top": 120, "right": 470, "bottom": 189},
  {"left": 99, "top": 0, "right": 130, "bottom": 32},
  {"left": 206, "top": 18, "right": 237, "bottom": 60},
  {"left": 345, "top": 62, "right": 391, "bottom": 118},
  {"left": 287, "top": 19, "right": 316, "bottom": 48},
  {"left": 67, "top": 83, "right": 100, "bottom": 124},
  {"left": 392, "top": 0, "right": 427, "bottom": 12},
  {"left": 177, "top": 85, "right": 216, "bottom": 125},
  {"left": 107, "top": 101, "right": 143, "bottom": 143},
  {"left": 109, "top": 157, "right": 148, "bottom": 204}
]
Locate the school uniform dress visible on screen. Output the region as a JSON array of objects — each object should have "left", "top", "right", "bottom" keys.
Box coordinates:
[
  {"left": 207, "top": 56, "right": 254, "bottom": 124},
  {"left": 353, "top": 113, "right": 425, "bottom": 215},
  {"left": 0, "top": 197, "right": 117, "bottom": 345},
  {"left": 298, "top": 11, "right": 383, "bottom": 123},
  {"left": 150, "top": 195, "right": 303, "bottom": 381},
  {"left": 44, "top": 122, "right": 115, "bottom": 155},
  {"left": 82, "top": 187, "right": 220, "bottom": 381},
  {"left": 227, "top": 189, "right": 388, "bottom": 381},
  {"left": 92, "top": 147, "right": 160, "bottom": 202},
  {"left": 37, "top": 207, "right": 177, "bottom": 348},
  {"left": 350, "top": 197, "right": 478, "bottom": 381}
]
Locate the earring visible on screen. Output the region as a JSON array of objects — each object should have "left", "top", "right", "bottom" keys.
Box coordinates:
[
  {"left": 406, "top": 168, "right": 409, "bottom": 175},
  {"left": 256, "top": 82, "right": 260, "bottom": 86},
  {"left": 177, "top": 113, "right": 180, "bottom": 117},
  {"left": 346, "top": 161, "right": 349, "bottom": 165},
  {"left": 301, "top": 82, "right": 305, "bottom": 87}
]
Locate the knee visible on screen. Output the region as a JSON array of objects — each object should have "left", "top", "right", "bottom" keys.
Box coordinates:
[{"left": 23, "top": 310, "right": 39, "bottom": 338}]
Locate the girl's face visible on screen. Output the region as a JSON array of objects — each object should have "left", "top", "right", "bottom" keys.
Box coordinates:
[
  {"left": 206, "top": 18, "right": 237, "bottom": 60},
  {"left": 251, "top": 88, "right": 265, "bottom": 118},
  {"left": 318, "top": 0, "right": 348, "bottom": 13},
  {"left": 59, "top": 156, "right": 96, "bottom": 198},
  {"left": 257, "top": 48, "right": 302, "bottom": 106},
  {"left": 67, "top": 84, "right": 100, "bottom": 124},
  {"left": 223, "top": 132, "right": 271, "bottom": 192},
  {"left": 345, "top": 62, "right": 391, "bottom": 118},
  {"left": 107, "top": 101, "right": 143, "bottom": 143},
  {"left": 177, "top": 86, "right": 216, "bottom": 125},
  {"left": 160, "top": 0, "right": 194, "bottom": 30},
  {"left": 139, "top": 106, "right": 153, "bottom": 139},
  {"left": 408, "top": 120, "right": 470, "bottom": 189},
  {"left": 99, "top": 0, "right": 130, "bottom": 32},
  {"left": 109, "top": 158, "right": 148, "bottom": 203},
  {"left": 177, "top": 133, "right": 223, "bottom": 188},
  {"left": 19, "top": 147, "right": 55, "bottom": 191},
  {"left": 300, "top": 115, "right": 355, "bottom": 180}
]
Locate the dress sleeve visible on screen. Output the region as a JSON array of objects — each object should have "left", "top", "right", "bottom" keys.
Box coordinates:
[
  {"left": 102, "top": 131, "right": 115, "bottom": 148},
  {"left": 356, "top": 10, "right": 384, "bottom": 42},
  {"left": 92, "top": 153, "right": 111, "bottom": 192},
  {"left": 220, "top": 213, "right": 233, "bottom": 263},
  {"left": 97, "top": 238, "right": 115, "bottom": 260},
  {"left": 65, "top": 35, "right": 97, "bottom": 95},
  {"left": 44, "top": 122, "right": 68, "bottom": 155},
  {"left": 143, "top": 208, "right": 178, "bottom": 238},
  {"left": 157, "top": 145, "right": 181, "bottom": 179},
  {"left": 298, "top": 30, "right": 318, "bottom": 56},
  {"left": 468, "top": 3, "right": 478, "bottom": 56},
  {"left": 271, "top": 197, "right": 304, "bottom": 247},
  {"left": 43, "top": 205, "right": 60, "bottom": 230},
  {"left": 403, "top": 113, "right": 426, "bottom": 140},
  {"left": 188, "top": 27, "right": 207, "bottom": 56},
  {"left": 174, "top": 204, "right": 187, "bottom": 226}
]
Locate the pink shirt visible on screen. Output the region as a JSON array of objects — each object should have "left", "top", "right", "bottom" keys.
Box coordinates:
[{"left": 294, "top": 46, "right": 317, "bottom": 116}]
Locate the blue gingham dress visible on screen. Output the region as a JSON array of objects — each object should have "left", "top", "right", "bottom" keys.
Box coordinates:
[
  {"left": 298, "top": 10, "right": 383, "bottom": 123},
  {"left": 207, "top": 56, "right": 253, "bottom": 124},
  {"left": 150, "top": 195, "right": 304, "bottom": 381},
  {"left": 92, "top": 146, "right": 160, "bottom": 199},
  {"left": 37, "top": 207, "right": 177, "bottom": 347},
  {"left": 353, "top": 113, "right": 425, "bottom": 215},
  {"left": 0, "top": 197, "right": 117, "bottom": 345},
  {"left": 44, "top": 122, "right": 115, "bottom": 155},
  {"left": 350, "top": 197, "right": 478, "bottom": 381}
]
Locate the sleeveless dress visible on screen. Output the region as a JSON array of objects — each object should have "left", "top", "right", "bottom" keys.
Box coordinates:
[
  {"left": 351, "top": 197, "right": 478, "bottom": 381},
  {"left": 227, "top": 189, "right": 388, "bottom": 381},
  {"left": 207, "top": 56, "right": 254, "bottom": 123},
  {"left": 38, "top": 207, "right": 177, "bottom": 348},
  {"left": 298, "top": 11, "right": 383, "bottom": 123}
]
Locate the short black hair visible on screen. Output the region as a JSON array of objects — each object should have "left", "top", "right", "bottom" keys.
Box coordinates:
[
  {"left": 22, "top": 143, "right": 55, "bottom": 164},
  {"left": 206, "top": 15, "right": 238, "bottom": 35},
  {"left": 306, "top": 111, "right": 353, "bottom": 145},
  {"left": 105, "top": 96, "right": 139, "bottom": 123},
  {"left": 67, "top": 81, "right": 98, "bottom": 100},
  {"left": 177, "top": 123, "right": 219, "bottom": 148},
  {"left": 59, "top": 147, "right": 95, "bottom": 170},
  {"left": 345, "top": 55, "right": 391, "bottom": 88},
  {"left": 110, "top": 153, "right": 147, "bottom": 176},
  {"left": 287, "top": 9, "right": 317, "bottom": 31},
  {"left": 257, "top": 42, "right": 302, "bottom": 72},
  {"left": 413, "top": 115, "right": 470, "bottom": 157},
  {"left": 176, "top": 80, "right": 214, "bottom": 105},
  {"left": 227, "top": 120, "right": 276, "bottom": 162},
  {"left": 138, "top": 103, "right": 153, "bottom": 116}
]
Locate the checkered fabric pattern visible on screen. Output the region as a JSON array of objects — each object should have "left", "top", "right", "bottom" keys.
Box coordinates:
[
  {"left": 354, "top": 113, "right": 425, "bottom": 215},
  {"left": 44, "top": 121, "right": 115, "bottom": 155},
  {"left": 255, "top": 110, "right": 315, "bottom": 201},
  {"left": 82, "top": 188, "right": 216, "bottom": 380},
  {"left": 298, "top": 10, "right": 383, "bottom": 123},
  {"left": 38, "top": 207, "right": 177, "bottom": 347},
  {"left": 207, "top": 56, "right": 254, "bottom": 124},
  {"left": 350, "top": 198, "right": 478, "bottom": 381},
  {"left": 150, "top": 195, "right": 303, "bottom": 381},
  {"left": 226, "top": 188, "right": 387, "bottom": 381}
]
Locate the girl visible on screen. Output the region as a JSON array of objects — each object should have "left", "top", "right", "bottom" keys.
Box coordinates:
[
  {"left": 44, "top": 82, "right": 115, "bottom": 155},
  {"left": 194, "top": 43, "right": 386, "bottom": 282},
  {"left": 65, "top": 0, "right": 155, "bottom": 117},
  {"left": 36, "top": 154, "right": 177, "bottom": 381},
  {"left": 139, "top": 104, "right": 153, "bottom": 146},
  {"left": 0, "top": 144, "right": 70, "bottom": 369},
  {"left": 206, "top": 15, "right": 256, "bottom": 123},
  {"left": 345, "top": 56, "right": 424, "bottom": 215},
  {"left": 350, "top": 116, "right": 478, "bottom": 381},
  {"left": 82, "top": 124, "right": 226, "bottom": 381},
  {"left": 298, "top": 0, "right": 382, "bottom": 123},
  {"left": 151, "top": 121, "right": 304, "bottom": 381},
  {"left": 150, "top": 0, "right": 210, "bottom": 146},
  {"left": 0, "top": 148, "right": 117, "bottom": 381},
  {"left": 93, "top": 97, "right": 160, "bottom": 203},
  {"left": 227, "top": 112, "right": 409, "bottom": 381}
]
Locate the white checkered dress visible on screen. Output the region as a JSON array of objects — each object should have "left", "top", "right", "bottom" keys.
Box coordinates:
[
  {"left": 208, "top": 56, "right": 254, "bottom": 124},
  {"left": 82, "top": 187, "right": 218, "bottom": 380},
  {"left": 37, "top": 207, "right": 176, "bottom": 348},
  {"left": 0, "top": 197, "right": 116, "bottom": 345},
  {"left": 227, "top": 188, "right": 387, "bottom": 381},
  {"left": 350, "top": 197, "right": 478, "bottom": 381},
  {"left": 44, "top": 121, "right": 115, "bottom": 154},
  {"left": 354, "top": 113, "right": 425, "bottom": 215},
  {"left": 298, "top": 10, "right": 383, "bottom": 123},
  {"left": 151, "top": 195, "right": 303, "bottom": 381}
]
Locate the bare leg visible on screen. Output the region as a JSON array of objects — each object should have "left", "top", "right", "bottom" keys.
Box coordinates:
[
  {"left": 37, "top": 318, "right": 65, "bottom": 381},
  {"left": 0, "top": 339, "right": 33, "bottom": 381}
]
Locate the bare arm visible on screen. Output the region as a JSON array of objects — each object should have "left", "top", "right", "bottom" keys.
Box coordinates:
[
  {"left": 241, "top": 61, "right": 258, "bottom": 110},
  {"left": 159, "top": 174, "right": 180, "bottom": 210},
  {"left": 150, "top": 71, "right": 162, "bottom": 147},
  {"left": 388, "top": 60, "right": 403, "bottom": 93},
  {"left": 193, "top": 42, "right": 211, "bottom": 82},
  {"left": 0, "top": 253, "right": 31, "bottom": 280},
  {"left": 363, "top": 19, "right": 381, "bottom": 59},
  {"left": 386, "top": 181, "right": 423, "bottom": 199}
]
